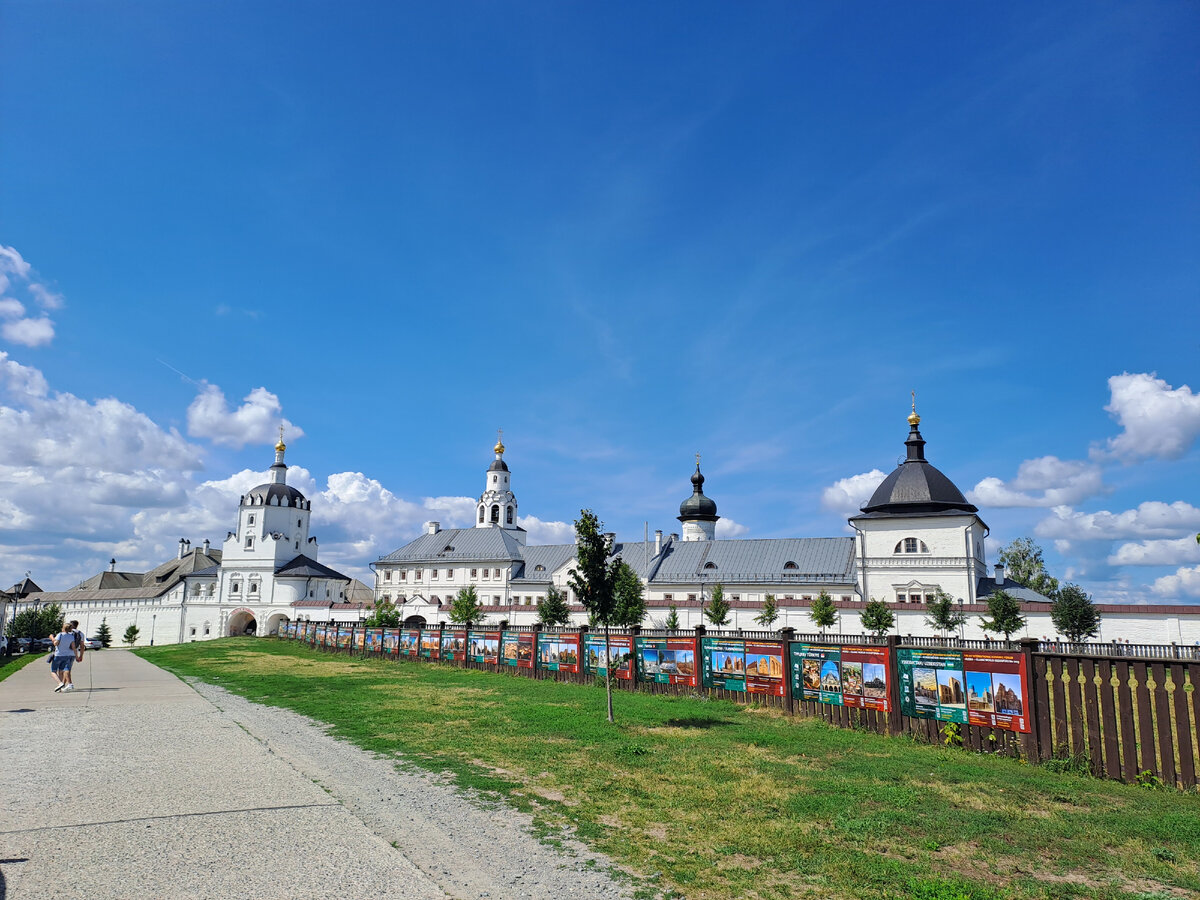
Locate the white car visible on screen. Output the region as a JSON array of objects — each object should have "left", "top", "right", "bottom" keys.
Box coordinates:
[{"left": 82, "top": 637, "right": 103, "bottom": 650}]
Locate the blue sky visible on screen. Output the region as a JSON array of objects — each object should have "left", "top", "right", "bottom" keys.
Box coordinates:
[{"left": 1, "top": 1, "right": 1198, "bottom": 601}]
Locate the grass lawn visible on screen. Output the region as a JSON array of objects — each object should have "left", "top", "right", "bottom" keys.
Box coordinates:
[
  {"left": 0, "top": 651, "right": 45, "bottom": 683},
  {"left": 140, "top": 638, "right": 1200, "bottom": 900}
]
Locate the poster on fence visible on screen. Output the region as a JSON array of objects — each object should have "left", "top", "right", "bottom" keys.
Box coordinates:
[
  {"left": 537, "top": 632, "right": 581, "bottom": 672},
  {"left": 399, "top": 629, "right": 421, "bottom": 657},
  {"left": 898, "top": 648, "right": 1029, "bottom": 732},
  {"left": 442, "top": 629, "right": 466, "bottom": 661},
  {"left": 354, "top": 628, "right": 366, "bottom": 651},
  {"left": 636, "top": 637, "right": 698, "bottom": 686},
  {"left": 420, "top": 630, "right": 441, "bottom": 659},
  {"left": 789, "top": 643, "right": 891, "bottom": 711},
  {"left": 382, "top": 628, "right": 400, "bottom": 654},
  {"left": 468, "top": 630, "right": 500, "bottom": 663},
  {"left": 701, "top": 639, "right": 785, "bottom": 696},
  {"left": 502, "top": 631, "right": 535, "bottom": 668},
  {"left": 336, "top": 627, "right": 352, "bottom": 649},
  {"left": 584, "top": 634, "right": 633, "bottom": 679},
  {"left": 365, "top": 629, "right": 382, "bottom": 653}
]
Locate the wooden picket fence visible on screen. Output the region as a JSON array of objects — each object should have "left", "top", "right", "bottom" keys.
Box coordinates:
[{"left": 281, "top": 623, "right": 1200, "bottom": 790}]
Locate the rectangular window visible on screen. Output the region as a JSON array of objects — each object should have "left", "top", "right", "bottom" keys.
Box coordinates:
[
  {"left": 482, "top": 569, "right": 489, "bottom": 580},
  {"left": 663, "top": 593, "right": 673, "bottom": 602},
  {"left": 841, "top": 596, "right": 852, "bottom": 603},
  {"left": 446, "top": 569, "right": 453, "bottom": 579},
  {"left": 471, "top": 568, "right": 478, "bottom": 578},
  {"left": 905, "top": 537, "right": 918, "bottom": 553},
  {"left": 431, "top": 569, "right": 438, "bottom": 579},
  {"left": 687, "top": 594, "right": 696, "bottom": 602},
  {"left": 415, "top": 569, "right": 422, "bottom": 580},
  {"left": 231, "top": 582, "right": 240, "bottom": 593},
  {"left": 493, "top": 596, "right": 501, "bottom": 604},
  {"left": 783, "top": 595, "right": 794, "bottom": 601},
  {"left": 248, "top": 515, "right": 255, "bottom": 525},
  {"left": 494, "top": 568, "right": 501, "bottom": 578},
  {"left": 897, "top": 594, "right": 907, "bottom": 603},
  {"left": 204, "top": 626, "right": 210, "bottom": 635},
  {"left": 245, "top": 537, "right": 253, "bottom": 549},
  {"left": 400, "top": 570, "right": 407, "bottom": 581},
  {"left": 249, "top": 583, "right": 258, "bottom": 594},
  {"left": 384, "top": 571, "right": 391, "bottom": 582},
  {"left": 731, "top": 594, "right": 740, "bottom": 601},
  {"left": 190, "top": 627, "right": 196, "bottom": 637},
  {"left": 802, "top": 595, "right": 812, "bottom": 602}
]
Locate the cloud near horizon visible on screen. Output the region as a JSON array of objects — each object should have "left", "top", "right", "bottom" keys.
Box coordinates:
[
  {"left": 186, "top": 383, "right": 304, "bottom": 449},
  {"left": 0, "top": 245, "right": 62, "bottom": 347}
]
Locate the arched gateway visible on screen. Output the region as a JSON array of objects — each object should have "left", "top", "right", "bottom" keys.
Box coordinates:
[{"left": 227, "top": 608, "right": 257, "bottom": 636}]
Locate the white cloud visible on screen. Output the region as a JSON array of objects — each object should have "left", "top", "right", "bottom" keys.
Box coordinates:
[
  {"left": 2, "top": 316, "right": 55, "bottom": 347},
  {"left": 968, "top": 456, "right": 1104, "bottom": 508},
  {"left": 0, "top": 298, "right": 25, "bottom": 318},
  {"left": 716, "top": 517, "right": 749, "bottom": 538},
  {"left": 1108, "top": 537, "right": 1200, "bottom": 567},
  {"left": 0, "top": 247, "right": 60, "bottom": 346},
  {"left": 186, "top": 383, "right": 303, "bottom": 449},
  {"left": 820, "top": 469, "right": 887, "bottom": 518},
  {"left": 0, "top": 245, "right": 32, "bottom": 280},
  {"left": 423, "top": 495, "right": 478, "bottom": 527},
  {"left": 28, "top": 283, "right": 64, "bottom": 310},
  {"left": 1036, "top": 501, "right": 1200, "bottom": 542},
  {"left": 0, "top": 351, "right": 49, "bottom": 397},
  {"left": 1099, "top": 372, "right": 1200, "bottom": 461},
  {"left": 518, "top": 515, "right": 575, "bottom": 544},
  {"left": 1152, "top": 566, "right": 1200, "bottom": 599}
]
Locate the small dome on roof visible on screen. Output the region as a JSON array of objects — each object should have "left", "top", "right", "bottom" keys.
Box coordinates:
[
  {"left": 858, "top": 411, "right": 976, "bottom": 517},
  {"left": 678, "top": 462, "right": 719, "bottom": 522},
  {"left": 244, "top": 483, "right": 308, "bottom": 507}
]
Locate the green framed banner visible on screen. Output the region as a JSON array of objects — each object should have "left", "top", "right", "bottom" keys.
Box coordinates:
[
  {"left": 502, "top": 631, "right": 535, "bottom": 668},
  {"left": 420, "top": 630, "right": 441, "bottom": 659},
  {"left": 701, "top": 638, "right": 785, "bottom": 696},
  {"left": 442, "top": 629, "right": 466, "bottom": 661},
  {"left": 382, "top": 628, "right": 400, "bottom": 655},
  {"left": 468, "top": 630, "right": 500, "bottom": 664},
  {"left": 790, "top": 643, "right": 891, "bottom": 711},
  {"left": 364, "top": 628, "right": 383, "bottom": 654},
  {"left": 635, "top": 637, "right": 698, "bottom": 686},
  {"left": 898, "top": 648, "right": 1030, "bottom": 733},
  {"left": 354, "top": 628, "right": 366, "bottom": 651},
  {"left": 584, "top": 634, "right": 633, "bottom": 679},
  {"left": 399, "top": 629, "right": 421, "bottom": 657},
  {"left": 537, "top": 632, "right": 581, "bottom": 673},
  {"left": 335, "top": 627, "right": 352, "bottom": 650}
]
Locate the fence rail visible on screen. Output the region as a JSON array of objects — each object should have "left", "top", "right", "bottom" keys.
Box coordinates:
[{"left": 279, "top": 622, "right": 1200, "bottom": 789}]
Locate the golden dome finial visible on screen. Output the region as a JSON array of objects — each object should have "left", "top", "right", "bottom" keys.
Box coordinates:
[
  {"left": 907, "top": 391, "right": 921, "bottom": 426},
  {"left": 276, "top": 425, "right": 286, "bottom": 452},
  {"left": 494, "top": 428, "right": 505, "bottom": 455}
]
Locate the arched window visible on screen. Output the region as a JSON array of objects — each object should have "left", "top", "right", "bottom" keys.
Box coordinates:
[
  {"left": 703, "top": 561, "right": 717, "bottom": 570},
  {"left": 894, "top": 538, "right": 929, "bottom": 554},
  {"left": 506, "top": 506, "right": 513, "bottom": 524},
  {"left": 534, "top": 564, "right": 545, "bottom": 573},
  {"left": 783, "top": 561, "right": 798, "bottom": 570},
  {"left": 490, "top": 504, "right": 500, "bottom": 523},
  {"left": 478, "top": 506, "right": 484, "bottom": 523}
]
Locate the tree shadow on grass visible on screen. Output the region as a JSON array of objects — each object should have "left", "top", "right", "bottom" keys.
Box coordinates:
[{"left": 665, "top": 717, "right": 730, "bottom": 729}]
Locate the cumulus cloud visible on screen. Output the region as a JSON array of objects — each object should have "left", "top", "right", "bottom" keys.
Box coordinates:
[
  {"left": 0, "top": 245, "right": 32, "bottom": 279},
  {"left": 1108, "top": 537, "right": 1200, "bottom": 567},
  {"left": 716, "top": 517, "right": 750, "bottom": 538},
  {"left": 0, "top": 245, "right": 62, "bottom": 346},
  {"left": 423, "top": 495, "right": 478, "bottom": 527},
  {"left": 28, "top": 283, "right": 64, "bottom": 310},
  {"left": 968, "top": 456, "right": 1105, "bottom": 508},
  {"left": 1099, "top": 372, "right": 1200, "bottom": 461},
  {"left": 1036, "top": 501, "right": 1200, "bottom": 542},
  {"left": 1152, "top": 566, "right": 1200, "bottom": 599},
  {"left": 0, "top": 298, "right": 25, "bottom": 318},
  {"left": 518, "top": 515, "right": 575, "bottom": 544},
  {"left": 820, "top": 469, "right": 887, "bottom": 518},
  {"left": 186, "top": 383, "right": 304, "bottom": 449},
  {"left": 2, "top": 316, "right": 55, "bottom": 347}
]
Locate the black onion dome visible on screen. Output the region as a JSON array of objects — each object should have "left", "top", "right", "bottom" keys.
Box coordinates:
[
  {"left": 488, "top": 458, "right": 510, "bottom": 473},
  {"left": 858, "top": 419, "right": 977, "bottom": 517},
  {"left": 244, "top": 483, "right": 308, "bottom": 507},
  {"left": 678, "top": 465, "right": 719, "bottom": 521}
]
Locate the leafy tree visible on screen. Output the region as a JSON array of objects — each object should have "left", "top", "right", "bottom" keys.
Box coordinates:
[
  {"left": 364, "top": 599, "right": 401, "bottom": 628},
  {"left": 448, "top": 586, "right": 485, "bottom": 625},
  {"left": 860, "top": 599, "right": 895, "bottom": 638},
  {"left": 979, "top": 589, "right": 1026, "bottom": 640},
  {"left": 95, "top": 618, "right": 113, "bottom": 648},
  {"left": 704, "top": 583, "right": 731, "bottom": 627},
  {"left": 809, "top": 590, "right": 838, "bottom": 634},
  {"left": 924, "top": 589, "right": 966, "bottom": 638},
  {"left": 536, "top": 585, "right": 571, "bottom": 627},
  {"left": 122, "top": 624, "right": 140, "bottom": 647},
  {"left": 1052, "top": 583, "right": 1101, "bottom": 643},
  {"left": 612, "top": 561, "right": 646, "bottom": 627},
  {"left": 754, "top": 594, "right": 779, "bottom": 628},
  {"left": 4, "top": 604, "right": 63, "bottom": 640},
  {"left": 664, "top": 605, "right": 679, "bottom": 630},
  {"left": 567, "top": 509, "right": 621, "bottom": 723},
  {"left": 998, "top": 537, "right": 1060, "bottom": 600}
]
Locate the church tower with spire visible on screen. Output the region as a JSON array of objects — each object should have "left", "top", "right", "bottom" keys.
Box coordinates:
[
  {"left": 678, "top": 454, "right": 720, "bottom": 541},
  {"left": 475, "top": 431, "right": 525, "bottom": 544}
]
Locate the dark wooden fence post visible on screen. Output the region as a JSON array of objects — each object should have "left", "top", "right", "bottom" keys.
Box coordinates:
[
  {"left": 532, "top": 623, "right": 542, "bottom": 679},
  {"left": 1019, "top": 637, "right": 1042, "bottom": 762},
  {"left": 780, "top": 627, "right": 796, "bottom": 715},
  {"left": 886, "top": 635, "right": 903, "bottom": 737},
  {"left": 463, "top": 620, "right": 472, "bottom": 669},
  {"left": 629, "top": 625, "right": 641, "bottom": 689}
]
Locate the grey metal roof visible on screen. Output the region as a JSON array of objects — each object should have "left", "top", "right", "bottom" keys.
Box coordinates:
[
  {"left": 276, "top": 554, "right": 350, "bottom": 581},
  {"left": 244, "top": 483, "right": 308, "bottom": 507},
  {"left": 24, "top": 586, "right": 174, "bottom": 604},
  {"left": 650, "top": 537, "right": 856, "bottom": 584},
  {"left": 513, "top": 543, "right": 578, "bottom": 580},
  {"left": 976, "top": 577, "right": 1054, "bottom": 604},
  {"left": 376, "top": 527, "right": 526, "bottom": 565}
]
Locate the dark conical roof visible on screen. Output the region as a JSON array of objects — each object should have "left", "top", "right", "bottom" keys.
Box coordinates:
[
  {"left": 678, "top": 463, "right": 719, "bottom": 522},
  {"left": 854, "top": 416, "right": 977, "bottom": 519}
]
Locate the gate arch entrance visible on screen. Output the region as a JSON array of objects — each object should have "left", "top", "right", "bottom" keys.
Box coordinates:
[{"left": 228, "top": 609, "right": 257, "bottom": 636}]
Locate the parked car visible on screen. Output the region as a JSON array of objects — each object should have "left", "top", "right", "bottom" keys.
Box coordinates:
[
  {"left": 28, "top": 637, "right": 54, "bottom": 652},
  {"left": 83, "top": 637, "right": 103, "bottom": 650}
]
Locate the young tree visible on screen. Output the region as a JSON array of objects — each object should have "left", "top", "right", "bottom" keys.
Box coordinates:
[
  {"left": 998, "top": 537, "right": 1060, "bottom": 600},
  {"left": 567, "top": 509, "right": 620, "bottom": 723},
  {"left": 860, "top": 598, "right": 895, "bottom": 638},
  {"left": 924, "top": 589, "right": 966, "bottom": 639},
  {"left": 704, "top": 583, "right": 731, "bottom": 627},
  {"left": 612, "top": 561, "right": 646, "bottom": 627},
  {"left": 1052, "top": 583, "right": 1101, "bottom": 643},
  {"left": 536, "top": 585, "right": 571, "bottom": 627},
  {"left": 122, "top": 624, "right": 140, "bottom": 647},
  {"left": 448, "top": 586, "right": 485, "bottom": 625},
  {"left": 809, "top": 590, "right": 838, "bottom": 634},
  {"left": 979, "top": 589, "right": 1026, "bottom": 640},
  {"left": 95, "top": 618, "right": 113, "bottom": 648},
  {"left": 664, "top": 605, "right": 680, "bottom": 630},
  {"left": 754, "top": 594, "right": 779, "bottom": 628},
  {"left": 364, "top": 599, "right": 401, "bottom": 628}
]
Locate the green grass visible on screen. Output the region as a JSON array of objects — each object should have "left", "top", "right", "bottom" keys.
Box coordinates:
[
  {"left": 140, "top": 639, "right": 1200, "bottom": 900},
  {"left": 0, "top": 650, "right": 46, "bottom": 682}
]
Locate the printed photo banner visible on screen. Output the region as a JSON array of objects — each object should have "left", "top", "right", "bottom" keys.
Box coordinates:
[
  {"left": 420, "top": 630, "right": 441, "bottom": 659},
  {"left": 468, "top": 630, "right": 501, "bottom": 664},
  {"left": 382, "top": 628, "right": 400, "bottom": 655},
  {"left": 364, "top": 628, "right": 383, "bottom": 653},
  {"left": 636, "top": 637, "right": 698, "bottom": 686},
  {"left": 584, "top": 634, "right": 634, "bottom": 679},
  {"left": 336, "top": 627, "right": 353, "bottom": 650},
  {"left": 399, "top": 629, "right": 421, "bottom": 657},
  {"left": 502, "top": 631, "right": 535, "bottom": 668},
  {"left": 898, "top": 648, "right": 1030, "bottom": 733},
  {"left": 790, "top": 643, "right": 891, "bottom": 711},
  {"left": 441, "top": 629, "right": 467, "bottom": 661},
  {"left": 537, "top": 632, "right": 581, "bottom": 673},
  {"left": 701, "top": 638, "right": 785, "bottom": 696},
  {"left": 354, "top": 628, "right": 366, "bottom": 651}
]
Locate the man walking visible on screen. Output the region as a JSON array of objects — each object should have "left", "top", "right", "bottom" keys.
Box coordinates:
[{"left": 51, "top": 622, "right": 79, "bottom": 693}]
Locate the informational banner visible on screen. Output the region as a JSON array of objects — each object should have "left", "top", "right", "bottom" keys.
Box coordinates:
[
  {"left": 364, "top": 628, "right": 382, "bottom": 654},
  {"left": 502, "top": 631, "right": 535, "bottom": 668},
  {"left": 898, "top": 648, "right": 1029, "bottom": 733},
  {"left": 442, "top": 629, "right": 467, "bottom": 661},
  {"left": 382, "top": 628, "right": 400, "bottom": 655},
  {"left": 701, "top": 638, "right": 785, "bottom": 696},
  {"left": 538, "top": 632, "right": 581, "bottom": 673},
  {"left": 584, "top": 634, "right": 633, "bottom": 679},
  {"left": 354, "top": 628, "right": 366, "bottom": 651},
  {"left": 336, "top": 627, "right": 352, "bottom": 650},
  {"left": 399, "top": 629, "right": 421, "bottom": 657},
  {"left": 636, "top": 637, "right": 698, "bottom": 686},
  {"left": 468, "top": 630, "right": 500, "bottom": 663},
  {"left": 790, "top": 643, "right": 890, "bottom": 711},
  {"left": 420, "top": 630, "right": 441, "bottom": 659}
]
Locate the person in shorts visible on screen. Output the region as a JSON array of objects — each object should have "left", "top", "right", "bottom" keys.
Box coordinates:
[{"left": 51, "top": 623, "right": 79, "bottom": 693}]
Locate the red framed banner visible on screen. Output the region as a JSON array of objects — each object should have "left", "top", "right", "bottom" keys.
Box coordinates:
[{"left": 537, "top": 632, "right": 581, "bottom": 673}]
